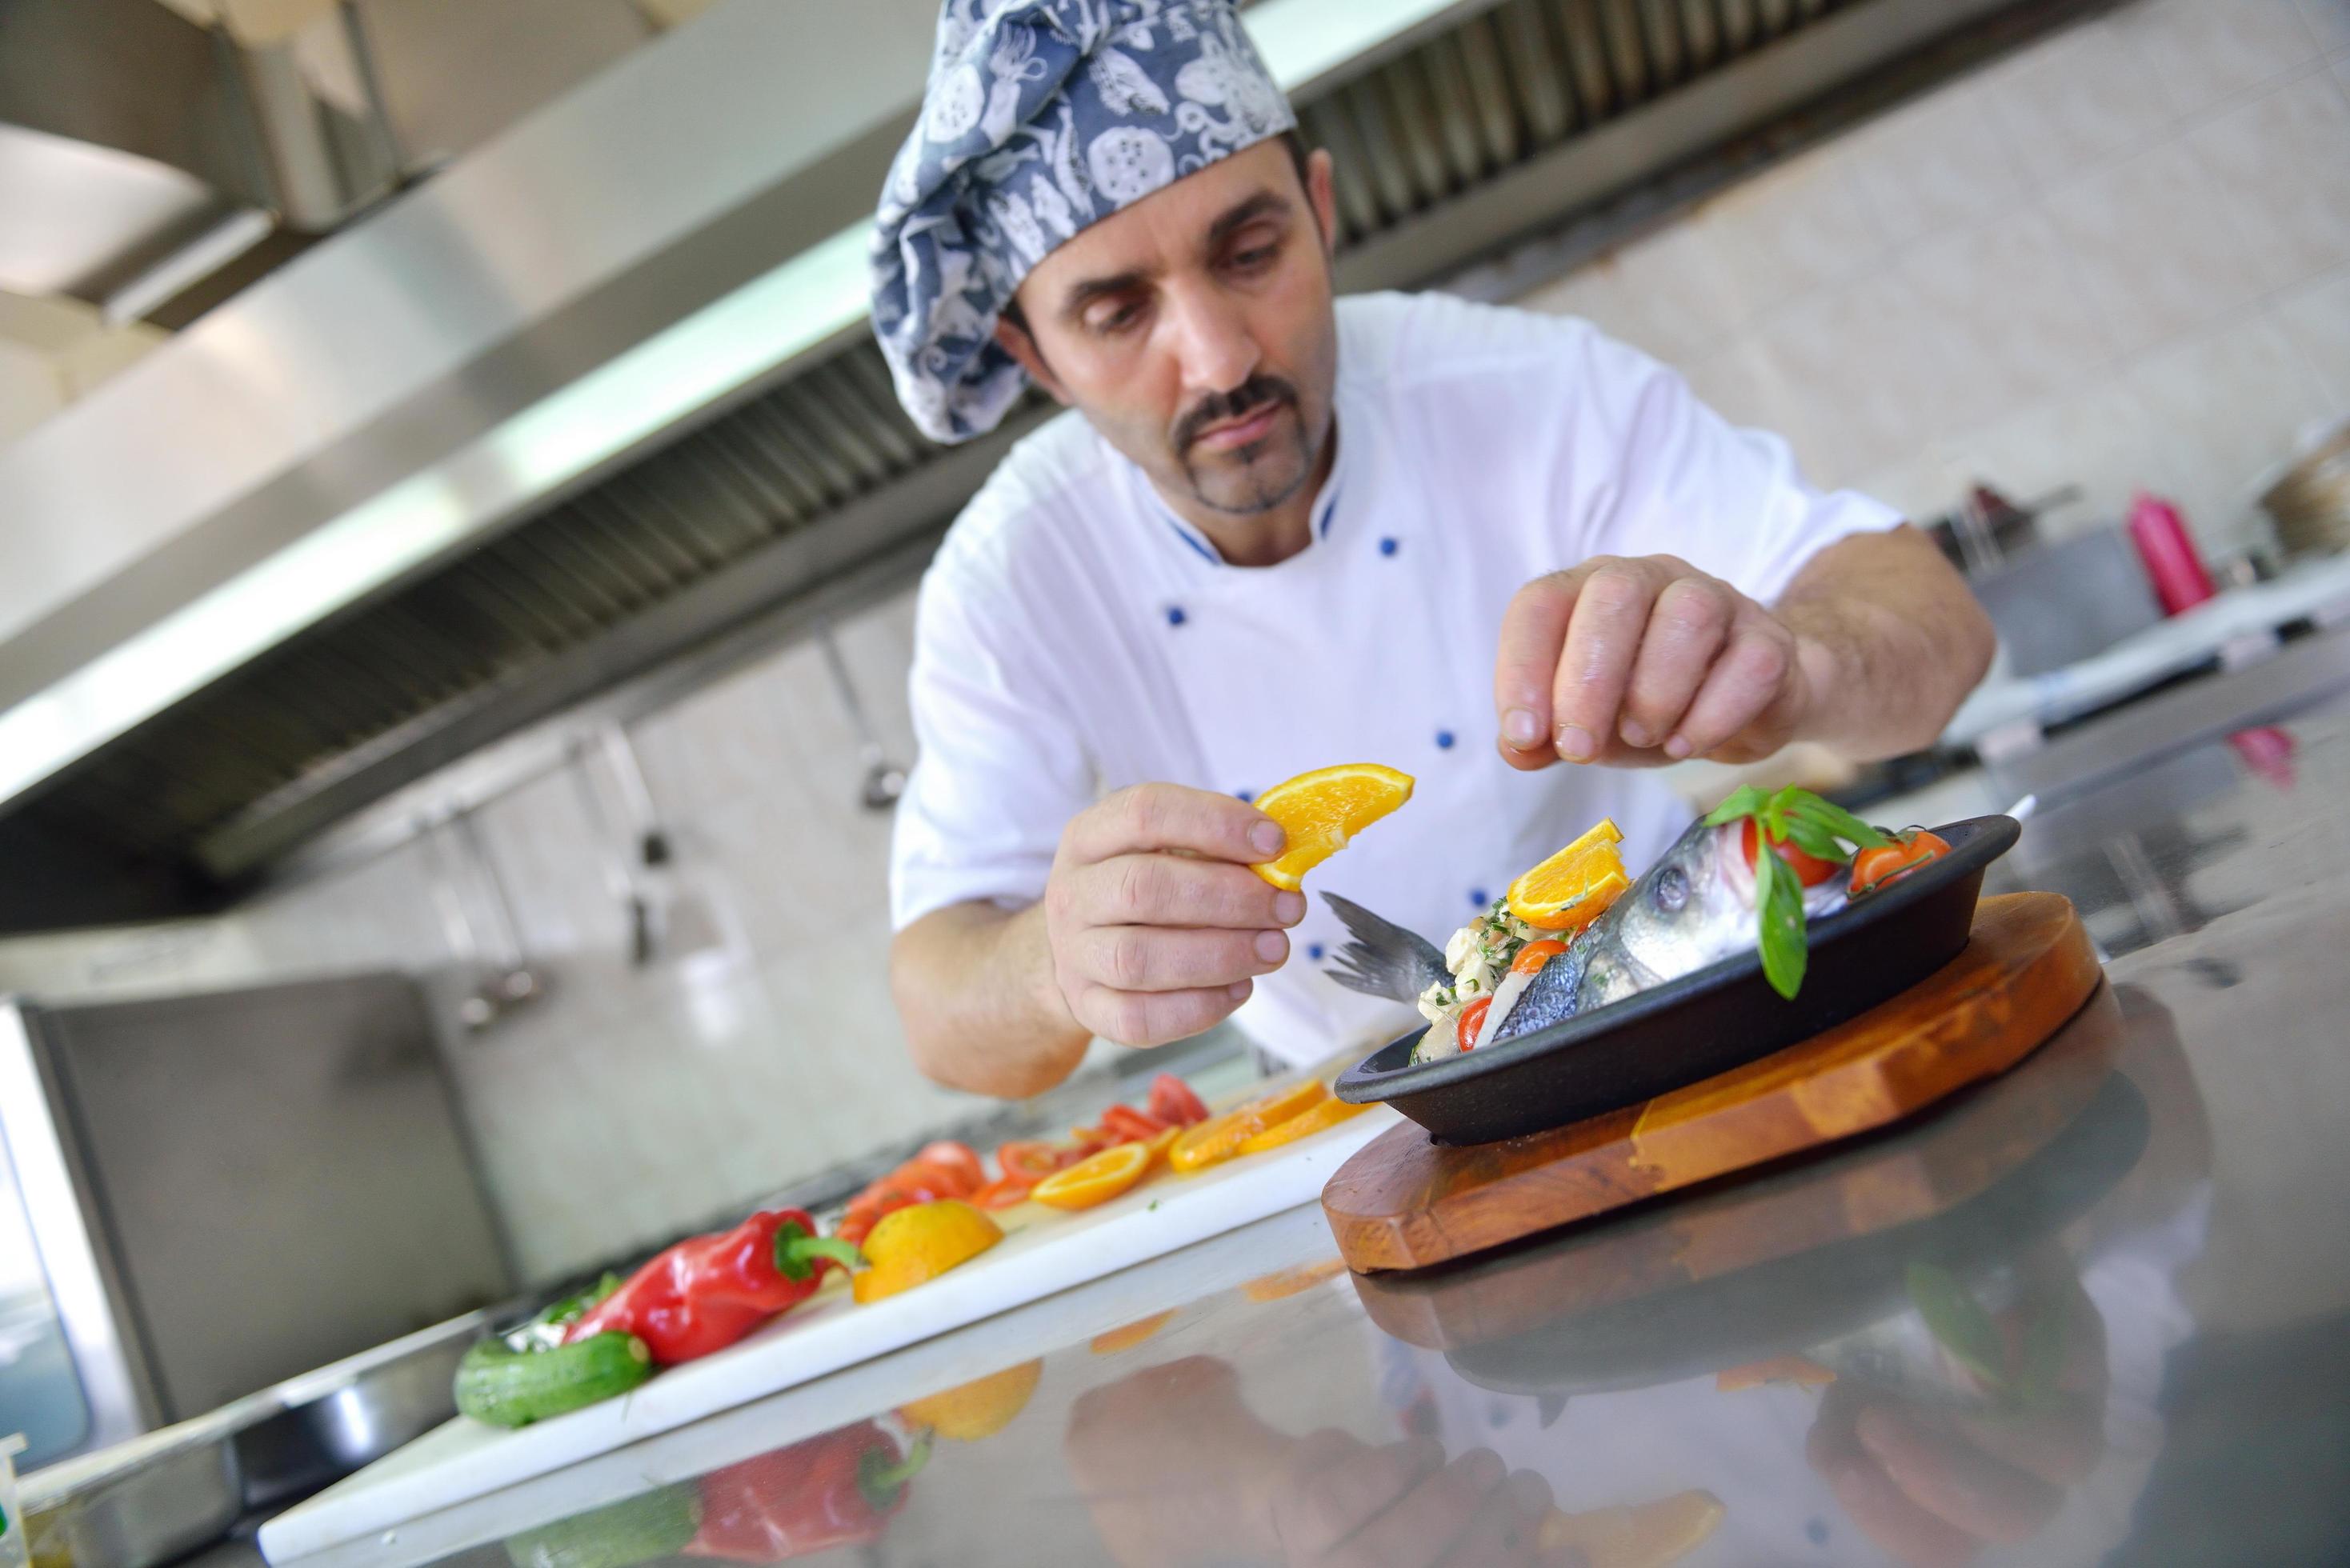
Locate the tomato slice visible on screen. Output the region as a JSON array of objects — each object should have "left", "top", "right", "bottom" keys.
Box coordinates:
[
  {"left": 914, "top": 1141, "right": 984, "bottom": 1191},
  {"left": 1101, "top": 1104, "right": 1170, "bottom": 1143},
  {"left": 970, "top": 1174, "right": 1035, "bottom": 1210},
  {"left": 1511, "top": 938, "right": 1567, "bottom": 974},
  {"left": 1741, "top": 817, "right": 1840, "bottom": 887},
  {"left": 1147, "top": 1073, "right": 1211, "bottom": 1127},
  {"left": 1850, "top": 829, "right": 1951, "bottom": 895},
  {"left": 997, "top": 1140, "right": 1063, "bottom": 1181},
  {"left": 1455, "top": 996, "right": 1493, "bottom": 1052}
]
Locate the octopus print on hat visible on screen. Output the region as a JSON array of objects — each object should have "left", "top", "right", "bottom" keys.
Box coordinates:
[{"left": 870, "top": 1, "right": 1298, "bottom": 444}]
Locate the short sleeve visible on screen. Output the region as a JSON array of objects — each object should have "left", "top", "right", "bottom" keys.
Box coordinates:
[
  {"left": 889, "top": 555, "right": 1096, "bottom": 930},
  {"left": 1552, "top": 327, "right": 1904, "bottom": 603}
]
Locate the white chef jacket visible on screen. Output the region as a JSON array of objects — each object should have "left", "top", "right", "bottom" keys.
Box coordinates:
[{"left": 891, "top": 290, "right": 1901, "bottom": 1066}]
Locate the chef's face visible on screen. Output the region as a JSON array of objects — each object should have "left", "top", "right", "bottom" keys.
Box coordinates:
[{"left": 998, "top": 138, "right": 1340, "bottom": 525}]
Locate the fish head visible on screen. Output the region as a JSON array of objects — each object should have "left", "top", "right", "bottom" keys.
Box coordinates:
[{"left": 1581, "top": 819, "right": 1760, "bottom": 999}]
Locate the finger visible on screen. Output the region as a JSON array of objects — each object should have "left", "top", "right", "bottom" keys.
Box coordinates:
[
  {"left": 1329, "top": 1447, "right": 1509, "bottom": 1567},
  {"left": 1819, "top": 1448, "right": 1984, "bottom": 1568},
  {"left": 1071, "top": 925, "right": 1287, "bottom": 993},
  {"left": 1075, "top": 854, "right": 1303, "bottom": 930},
  {"left": 1075, "top": 980, "right": 1253, "bottom": 1047},
  {"left": 1071, "top": 782, "right": 1287, "bottom": 866},
  {"left": 1616, "top": 575, "right": 1733, "bottom": 751},
  {"left": 1435, "top": 1470, "right": 1552, "bottom": 1568},
  {"left": 1549, "top": 562, "right": 1663, "bottom": 765},
  {"left": 1276, "top": 1435, "right": 1442, "bottom": 1559},
  {"left": 1857, "top": 1405, "right": 2064, "bottom": 1546},
  {"left": 1663, "top": 613, "right": 1795, "bottom": 761},
  {"left": 1492, "top": 570, "right": 1587, "bottom": 769}
]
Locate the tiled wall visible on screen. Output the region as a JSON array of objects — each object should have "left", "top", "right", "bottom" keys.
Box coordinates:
[
  {"left": 1520, "top": 0, "right": 2350, "bottom": 554},
  {"left": 6, "top": 0, "right": 2346, "bottom": 1289}
]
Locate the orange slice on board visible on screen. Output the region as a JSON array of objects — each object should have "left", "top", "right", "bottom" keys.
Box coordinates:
[
  {"left": 1236, "top": 1094, "right": 1371, "bottom": 1154},
  {"left": 1505, "top": 817, "right": 1631, "bottom": 932},
  {"left": 1249, "top": 764, "right": 1415, "bottom": 891},
  {"left": 1031, "top": 1142, "right": 1154, "bottom": 1210},
  {"left": 1169, "top": 1080, "right": 1331, "bottom": 1174},
  {"left": 899, "top": 1360, "right": 1042, "bottom": 1441},
  {"left": 1538, "top": 1490, "right": 1726, "bottom": 1568}
]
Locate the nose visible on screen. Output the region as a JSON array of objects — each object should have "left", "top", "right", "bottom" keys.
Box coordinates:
[{"left": 1162, "top": 278, "right": 1260, "bottom": 402}]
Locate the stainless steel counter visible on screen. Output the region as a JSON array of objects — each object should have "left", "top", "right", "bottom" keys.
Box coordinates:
[{"left": 273, "top": 688, "right": 2350, "bottom": 1568}]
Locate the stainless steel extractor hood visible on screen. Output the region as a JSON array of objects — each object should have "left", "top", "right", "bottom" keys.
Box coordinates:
[{"left": 0, "top": 0, "right": 2105, "bottom": 931}]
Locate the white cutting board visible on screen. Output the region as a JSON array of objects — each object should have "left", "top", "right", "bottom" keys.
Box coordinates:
[{"left": 258, "top": 1106, "right": 1394, "bottom": 1565}]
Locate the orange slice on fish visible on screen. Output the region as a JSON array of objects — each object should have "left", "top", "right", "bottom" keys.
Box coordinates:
[{"left": 1506, "top": 818, "right": 1630, "bottom": 932}]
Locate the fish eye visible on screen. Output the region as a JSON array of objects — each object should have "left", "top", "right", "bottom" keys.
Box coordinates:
[{"left": 1651, "top": 866, "right": 1689, "bottom": 913}]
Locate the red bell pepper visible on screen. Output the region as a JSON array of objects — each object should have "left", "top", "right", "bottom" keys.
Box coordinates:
[
  {"left": 686, "top": 1422, "right": 929, "bottom": 1561},
  {"left": 566, "top": 1209, "right": 860, "bottom": 1365}
]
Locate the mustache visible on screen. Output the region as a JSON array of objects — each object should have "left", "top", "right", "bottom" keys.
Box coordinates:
[{"left": 1172, "top": 376, "right": 1299, "bottom": 454}]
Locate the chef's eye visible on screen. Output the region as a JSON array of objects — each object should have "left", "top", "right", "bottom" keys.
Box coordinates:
[
  {"left": 1087, "top": 301, "right": 1145, "bottom": 336},
  {"left": 1651, "top": 866, "right": 1688, "bottom": 913},
  {"left": 1229, "top": 243, "right": 1278, "bottom": 272}
]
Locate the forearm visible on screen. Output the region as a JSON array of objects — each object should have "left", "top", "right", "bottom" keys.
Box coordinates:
[
  {"left": 890, "top": 902, "right": 1091, "bottom": 1099},
  {"left": 1777, "top": 526, "right": 1994, "bottom": 762}
]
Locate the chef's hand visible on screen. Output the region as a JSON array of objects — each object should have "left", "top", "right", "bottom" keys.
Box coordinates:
[
  {"left": 1043, "top": 783, "right": 1302, "bottom": 1046},
  {"left": 1494, "top": 556, "right": 1822, "bottom": 770},
  {"left": 1806, "top": 1266, "right": 2108, "bottom": 1567},
  {"left": 1269, "top": 1431, "right": 1571, "bottom": 1567}
]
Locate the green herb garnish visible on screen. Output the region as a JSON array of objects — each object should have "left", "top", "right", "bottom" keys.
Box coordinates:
[{"left": 1702, "top": 786, "right": 1892, "bottom": 1000}]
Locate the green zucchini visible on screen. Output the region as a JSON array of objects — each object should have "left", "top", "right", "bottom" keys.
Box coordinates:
[
  {"left": 505, "top": 1485, "right": 699, "bottom": 1568},
  {"left": 454, "top": 1329, "right": 652, "bottom": 1428}
]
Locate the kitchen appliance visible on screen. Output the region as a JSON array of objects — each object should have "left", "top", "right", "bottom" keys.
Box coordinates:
[
  {"left": 1335, "top": 815, "right": 2020, "bottom": 1144},
  {"left": 0, "top": 973, "right": 511, "bottom": 1470}
]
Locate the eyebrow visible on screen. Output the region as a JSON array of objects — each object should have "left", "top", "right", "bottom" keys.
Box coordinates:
[{"left": 1055, "top": 189, "right": 1296, "bottom": 324}]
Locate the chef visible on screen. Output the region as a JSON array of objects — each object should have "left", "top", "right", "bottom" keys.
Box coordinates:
[{"left": 872, "top": 0, "right": 1992, "bottom": 1098}]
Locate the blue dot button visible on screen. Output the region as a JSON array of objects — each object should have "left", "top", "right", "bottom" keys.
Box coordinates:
[
  {"left": 1234, "top": 789, "right": 1253, "bottom": 802},
  {"left": 1435, "top": 730, "right": 1455, "bottom": 750},
  {"left": 1379, "top": 537, "right": 1399, "bottom": 557},
  {"left": 1469, "top": 887, "right": 1488, "bottom": 906},
  {"left": 1307, "top": 942, "right": 1325, "bottom": 961},
  {"left": 1166, "top": 606, "right": 1187, "bottom": 626}
]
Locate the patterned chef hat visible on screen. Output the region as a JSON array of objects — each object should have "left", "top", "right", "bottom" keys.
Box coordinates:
[{"left": 870, "top": 0, "right": 1297, "bottom": 443}]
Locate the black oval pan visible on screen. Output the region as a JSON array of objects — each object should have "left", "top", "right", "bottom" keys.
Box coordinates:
[{"left": 1332, "top": 814, "right": 2023, "bottom": 1145}]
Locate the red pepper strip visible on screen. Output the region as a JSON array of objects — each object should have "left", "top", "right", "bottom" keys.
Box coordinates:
[
  {"left": 1455, "top": 996, "right": 1493, "bottom": 1053},
  {"left": 1147, "top": 1073, "right": 1211, "bottom": 1127},
  {"left": 997, "top": 1140, "right": 1063, "bottom": 1182},
  {"left": 566, "top": 1210, "right": 862, "bottom": 1365},
  {"left": 686, "top": 1422, "right": 930, "bottom": 1562},
  {"left": 1101, "top": 1104, "right": 1170, "bottom": 1142}
]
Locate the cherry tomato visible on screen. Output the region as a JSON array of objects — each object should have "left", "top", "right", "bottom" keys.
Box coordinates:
[
  {"left": 1147, "top": 1073, "right": 1211, "bottom": 1127},
  {"left": 1511, "top": 938, "right": 1568, "bottom": 974},
  {"left": 1455, "top": 996, "right": 1493, "bottom": 1052},
  {"left": 1850, "top": 829, "right": 1952, "bottom": 894},
  {"left": 1741, "top": 817, "right": 1840, "bottom": 887},
  {"left": 997, "top": 1141, "right": 1063, "bottom": 1182}
]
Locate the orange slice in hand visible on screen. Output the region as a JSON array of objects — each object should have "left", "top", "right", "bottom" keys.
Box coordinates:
[
  {"left": 1506, "top": 817, "right": 1631, "bottom": 932},
  {"left": 1031, "top": 1142, "right": 1154, "bottom": 1210},
  {"left": 1236, "top": 1094, "right": 1370, "bottom": 1154},
  {"left": 1169, "top": 1080, "right": 1331, "bottom": 1174},
  {"left": 1250, "top": 764, "right": 1415, "bottom": 891}
]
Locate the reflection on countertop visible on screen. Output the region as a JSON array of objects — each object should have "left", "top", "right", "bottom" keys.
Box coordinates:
[{"left": 280, "top": 695, "right": 2350, "bottom": 1568}]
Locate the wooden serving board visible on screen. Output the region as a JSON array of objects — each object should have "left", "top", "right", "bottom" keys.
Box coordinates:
[{"left": 1322, "top": 893, "right": 2098, "bottom": 1273}]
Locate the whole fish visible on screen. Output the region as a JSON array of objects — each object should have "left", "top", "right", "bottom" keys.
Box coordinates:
[{"left": 1323, "top": 816, "right": 1849, "bottom": 1056}]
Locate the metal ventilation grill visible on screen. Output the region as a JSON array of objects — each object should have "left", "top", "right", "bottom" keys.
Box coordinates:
[{"left": 16, "top": 0, "right": 2027, "bottom": 907}]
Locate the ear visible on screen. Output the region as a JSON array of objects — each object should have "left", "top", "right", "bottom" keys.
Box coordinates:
[
  {"left": 1304, "top": 147, "right": 1339, "bottom": 258},
  {"left": 992, "top": 310, "right": 1071, "bottom": 406}
]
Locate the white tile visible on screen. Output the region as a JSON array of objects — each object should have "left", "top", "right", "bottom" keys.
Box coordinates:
[
  {"left": 2044, "top": 134, "right": 2273, "bottom": 358},
  {"left": 1747, "top": 270, "right": 1955, "bottom": 490},
  {"left": 1685, "top": 142, "right": 1889, "bottom": 328},
  {"left": 1841, "top": 76, "right": 2032, "bottom": 249},
  {"left": 1947, "top": 378, "right": 2186, "bottom": 536},
  {"left": 2187, "top": 67, "right": 2350, "bottom": 293},
  {"left": 2302, "top": 0, "right": 2350, "bottom": 54},
  {"left": 2124, "top": 0, "right": 2323, "bottom": 118},
  {"left": 2276, "top": 265, "right": 2350, "bottom": 406},
  {"left": 1984, "top": 18, "right": 2180, "bottom": 190},
  {"left": 2124, "top": 308, "right": 2336, "bottom": 548},
  {"left": 1896, "top": 205, "right": 2120, "bottom": 410},
  {"left": 1848, "top": 446, "right": 1972, "bottom": 526},
  {"left": 1584, "top": 219, "right": 1749, "bottom": 365}
]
